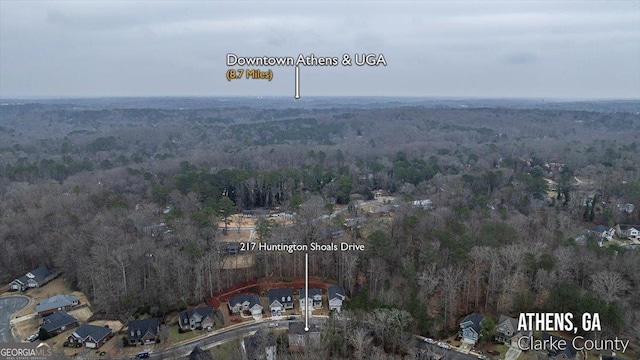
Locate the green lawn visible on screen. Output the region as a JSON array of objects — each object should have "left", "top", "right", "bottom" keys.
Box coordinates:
[
  {"left": 168, "top": 326, "right": 201, "bottom": 344},
  {"left": 492, "top": 344, "right": 510, "bottom": 359}
]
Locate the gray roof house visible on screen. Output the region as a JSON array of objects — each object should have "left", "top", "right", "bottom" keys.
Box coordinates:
[
  {"left": 41, "top": 310, "right": 78, "bottom": 336},
  {"left": 10, "top": 266, "right": 58, "bottom": 291},
  {"left": 299, "top": 288, "right": 322, "bottom": 311},
  {"left": 412, "top": 199, "right": 433, "bottom": 210},
  {"left": 244, "top": 328, "right": 276, "bottom": 360},
  {"left": 67, "top": 324, "right": 113, "bottom": 349},
  {"left": 615, "top": 224, "right": 640, "bottom": 241},
  {"left": 228, "top": 294, "right": 263, "bottom": 317},
  {"left": 495, "top": 315, "right": 531, "bottom": 348},
  {"left": 588, "top": 225, "right": 615, "bottom": 244},
  {"left": 268, "top": 288, "right": 294, "bottom": 315},
  {"left": 35, "top": 294, "right": 80, "bottom": 316},
  {"left": 127, "top": 318, "right": 160, "bottom": 346},
  {"left": 178, "top": 306, "right": 215, "bottom": 331},
  {"left": 543, "top": 333, "right": 577, "bottom": 360},
  {"left": 328, "top": 285, "right": 345, "bottom": 312},
  {"left": 459, "top": 313, "right": 484, "bottom": 345},
  {"left": 288, "top": 322, "right": 321, "bottom": 349}
]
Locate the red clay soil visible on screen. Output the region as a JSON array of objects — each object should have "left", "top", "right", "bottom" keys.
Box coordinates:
[{"left": 208, "top": 277, "right": 338, "bottom": 309}]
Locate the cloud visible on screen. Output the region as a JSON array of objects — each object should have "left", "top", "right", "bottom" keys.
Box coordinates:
[
  {"left": 1, "top": 1, "right": 638, "bottom": 98},
  {"left": 503, "top": 52, "right": 539, "bottom": 65}
]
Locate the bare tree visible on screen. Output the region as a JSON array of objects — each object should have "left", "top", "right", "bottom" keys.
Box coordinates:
[
  {"left": 348, "top": 327, "right": 372, "bottom": 360},
  {"left": 590, "top": 270, "right": 630, "bottom": 303},
  {"left": 417, "top": 263, "right": 440, "bottom": 298},
  {"left": 341, "top": 252, "right": 359, "bottom": 295},
  {"left": 159, "top": 324, "right": 170, "bottom": 344},
  {"left": 440, "top": 266, "right": 464, "bottom": 331}
]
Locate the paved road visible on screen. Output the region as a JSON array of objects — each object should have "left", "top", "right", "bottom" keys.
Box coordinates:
[
  {"left": 150, "top": 317, "right": 479, "bottom": 360},
  {"left": 414, "top": 339, "right": 480, "bottom": 360},
  {"left": 0, "top": 296, "right": 29, "bottom": 343},
  {"left": 151, "top": 318, "right": 313, "bottom": 359}
]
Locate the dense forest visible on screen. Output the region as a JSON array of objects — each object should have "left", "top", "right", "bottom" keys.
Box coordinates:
[{"left": 0, "top": 98, "right": 639, "bottom": 355}]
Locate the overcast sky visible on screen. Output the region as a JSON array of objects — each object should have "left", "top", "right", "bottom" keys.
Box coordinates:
[{"left": 1, "top": 1, "right": 639, "bottom": 99}]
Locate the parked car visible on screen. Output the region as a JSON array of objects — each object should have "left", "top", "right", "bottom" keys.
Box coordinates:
[
  {"left": 135, "top": 351, "right": 150, "bottom": 359},
  {"left": 424, "top": 337, "right": 436, "bottom": 344},
  {"left": 478, "top": 355, "right": 487, "bottom": 360},
  {"left": 268, "top": 322, "right": 278, "bottom": 327},
  {"left": 26, "top": 334, "right": 38, "bottom": 342},
  {"left": 437, "top": 342, "right": 451, "bottom": 350}
]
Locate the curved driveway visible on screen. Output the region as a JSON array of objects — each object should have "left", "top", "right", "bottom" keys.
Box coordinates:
[{"left": 0, "top": 296, "right": 29, "bottom": 343}]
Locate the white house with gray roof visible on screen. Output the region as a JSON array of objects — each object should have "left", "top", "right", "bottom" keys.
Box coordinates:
[
  {"left": 328, "top": 285, "right": 345, "bottom": 312},
  {"left": 299, "top": 288, "right": 322, "bottom": 311},
  {"left": 9, "top": 266, "right": 58, "bottom": 291},
  {"left": 228, "top": 294, "right": 263, "bottom": 318},
  {"left": 268, "top": 288, "right": 294, "bottom": 316}
]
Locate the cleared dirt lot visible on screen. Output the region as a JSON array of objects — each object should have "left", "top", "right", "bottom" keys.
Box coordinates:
[
  {"left": 217, "top": 213, "right": 294, "bottom": 230},
  {"left": 220, "top": 254, "right": 255, "bottom": 269}
]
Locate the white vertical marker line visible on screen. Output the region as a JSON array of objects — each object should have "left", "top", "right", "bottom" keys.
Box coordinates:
[
  {"left": 295, "top": 66, "right": 301, "bottom": 99},
  {"left": 305, "top": 252, "right": 309, "bottom": 331}
]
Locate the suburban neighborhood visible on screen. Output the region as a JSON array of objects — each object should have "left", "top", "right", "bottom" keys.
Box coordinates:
[{"left": 1, "top": 0, "right": 640, "bottom": 357}]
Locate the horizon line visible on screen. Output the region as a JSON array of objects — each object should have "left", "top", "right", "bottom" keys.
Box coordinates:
[{"left": 2, "top": 95, "right": 639, "bottom": 102}]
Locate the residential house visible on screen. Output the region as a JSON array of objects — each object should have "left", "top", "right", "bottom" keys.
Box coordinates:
[
  {"left": 225, "top": 242, "right": 240, "bottom": 255},
  {"left": 459, "top": 313, "right": 484, "bottom": 345},
  {"left": 328, "top": 285, "right": 345, "bottom": 312},
  {"left": 10, "top": 266, "right": 57, "bottom": 291},
  {"left": 627, "top": 227, "right": 639, "bottom": 242},
  {"left": 343, "top": 217, "right": 366, "bottom": 230},
  {"left": 41, "top": 311, "right": 78, "bottom": 337},
  {"left": 495, "top": 315, "right": 531, "bottom": 348},
  {"left": 288, "top": 322, "right": 321, "bottom": 349},
  {"left": 244, "top": 328, "right": 276, "bottom": 360},
  {"left": 142, "top": 223, "right": 170, "bottom": 237},
  {"left": 228, "top": 294, "right": 263, "bottom": 317},
  {"left": 373, "top": 189, "right": 389, "bottom": 198},
  {"left": 189, "top": 346, "right": 213, "bottom": 360},
  {"left": 299, "top": 288, "right": 322, "bottom": 312},
  {"left": 615, "top": 224, "right": 640, "bottom": 242},
  {"left": 412, "top": 199, "right": 433, "bottom": 210},
  {"left": 543, "top": 333, "right": 577, "bottom": 360},
  {"left": 127, "top": 318, "right": 160, "bottom": 346},
  {"left": 178, "top": 306, "right": 215, "bottom": 331},
  {"left": 242, "top": 209, "right": 270, "bottom": 217},
  {"left": 35, "top": 294, "right": 80, "bottom": 316},
  {"left": 617, "top": 203, "right": 635, "bottom": 215},
  {"left": 67, "top": 324, "right": 113, "bottom": 349},
  {"left": 268, "top": 288, "right": 294, "bottom": 316},
  {"left": 588, "top": 225, "right": 615, "bottom": 245}
]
